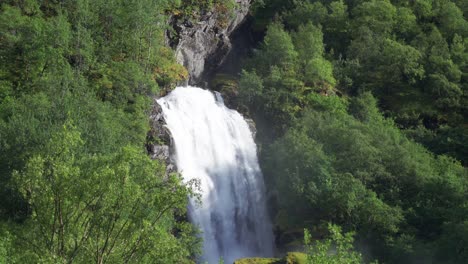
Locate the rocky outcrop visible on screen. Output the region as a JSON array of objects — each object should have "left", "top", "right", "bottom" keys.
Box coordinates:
[
  {"left": 150, "top": 1, "right": 253, "bottom": 172},
  {"left": 148, "top": 101, "right": 177, "bottom": 174},
  {"left": 167, "top": 0, "right": 252, "bottom": 85},
  {"left": 245, "top": 118, "right": 257, "bottom": 139}
]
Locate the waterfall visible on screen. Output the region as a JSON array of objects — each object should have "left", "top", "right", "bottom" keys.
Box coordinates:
[{"left": 157, "top": 86, "right": 274, "bottom": 263}]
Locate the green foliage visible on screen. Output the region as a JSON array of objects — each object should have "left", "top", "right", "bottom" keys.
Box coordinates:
[
  {"left": 264, "top": 100, "right": 405, "bottom": 235},
  {"left": 245, "top": 7, "right": 468, "bottom": 263},
  {"left": 239, "top": 0, "right": 468, "bottom": 262},
  {"left": 285, "top": 252, "right": 307, "bottom": 264},
  {"left": 240, "top": 21, "right": 336, "bottom": 134},
  {"left": 255, "top": 22, "right": 298, "bottom": 75},
  {"left": 305, "top": 224, "right": 364, "bottom": 264},
  {"left": 283, "top": 1, "right": 327, "bottom": 29},
  {"left": 305, "top": 58, "right": 336, "bottom": 86},
  {"left": 261, "top": 92, "right": 467, "bottom": 262},
  {"left": 436, "top": 221, "right": 468, "bottom": 263},
  {"left": 243, "top": 0, "right": 468, "bottom": 263},
  {"left": 351, "top": 0, "right": 396, "bottom": 36},
  {"left": 239, "top": 70, "right": 264, "bottom": 105},
  {"left": 292, "top": 23, "right": 325, "bottom": 61},
  {"left": 0, "top": 227, "right": 14, "bottom": 263},
  {"left": 325, "top": 0, "right": 350, "bottom": 51},
  {"left": 175, "top": 0, "right": 237, "bottom": 21},
  {"left": 250, "top": 0, "right": 468, "bottom": 166},
  {"left": 9, "top": 124, "right": 198, "bottom": 263},
  {"left": 0, "top": 0, "right": 199, "bottom": 262},
  {"left": 348, "top": 34, "right": 425, "bottom": 94}
]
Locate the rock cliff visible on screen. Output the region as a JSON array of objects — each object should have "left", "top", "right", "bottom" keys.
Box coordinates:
[
  {"left": 149, "top": 1, "right": 253, "bottom": 171},
  {"left": 167, "top": 0, "right": 252, "bottom": 85}
]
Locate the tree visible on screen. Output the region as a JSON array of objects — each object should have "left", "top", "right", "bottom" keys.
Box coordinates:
[
  {"left": 304, "top": 58, "right": 336, "bottom": 87},
  {"left": 348, "top": 34, "right": 424, "bottom": 95},
  {"left": 436, "top": 221, "right": 468, "bottom": 263},
  {"left": 292, "top": 23, "right": 325, "bottom": 62},
  {"left": 238, "top": 70, "right": 263, "bottom": 105},
  {"left": 292, "top": 23, "right": 336, "bottom": 87},
  {"left": 262, "top": 92, "right": 466, "bottom": 262},
  {"left": 10, "top": 123, "right": 199, "bottom": 263},
  {"left": 0, "top": 1, "right": 200, "bottom": 263},
  {"left": 245, "top": 0, "right": 468, "bottom": 262},
  {"left": 395, "top": 7, "right": 419, "bottom": 40},
  {"left": 304, "top": 224, "right": 365, "bottom": 264},
  {"left": 351, "top": 0, "right": 396, "bottom": 36},
  {"left": 324, "top": 0, "right": 350, "bottom": 55},
  {"left": 283, "top": 1, "right": 327, "bottom": 29},
  {"left": 253, "top": 22, "right": 298, "bottom": 75},
  {"left": 435, "top": 0, "right": 468, "bottom": 39}
]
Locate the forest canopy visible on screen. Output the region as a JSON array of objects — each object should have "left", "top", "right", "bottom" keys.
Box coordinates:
[
  {"left": 0, "top": 0, "right": 199, "bottom": 263},
  {"left": 238, "top": 0, "right": 468, "bottom": 263}
]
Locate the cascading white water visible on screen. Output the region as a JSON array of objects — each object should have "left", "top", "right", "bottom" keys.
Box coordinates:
[{"left": 157, "top": 86, "right": 274, "bottom": 263}]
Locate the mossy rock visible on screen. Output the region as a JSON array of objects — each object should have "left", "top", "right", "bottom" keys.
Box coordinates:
[
  {"left": 233, "top": 257, "right": 282, "bottom": 264},
  {"left": 210, "top": 73, "right": 244, "bottom": 111},
  {"left": 284, "top": 252, "right": 307, "bottom": 264},
  {"left": 210, "top": 74, "right": 238, "bottom": 96},
  {"left": 233, "top": 252, "right": 307, "bottom": 264}
]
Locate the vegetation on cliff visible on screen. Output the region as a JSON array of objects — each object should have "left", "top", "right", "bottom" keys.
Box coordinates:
[{"left": 238, "top": 0, "right": 468, "bottom": 263}]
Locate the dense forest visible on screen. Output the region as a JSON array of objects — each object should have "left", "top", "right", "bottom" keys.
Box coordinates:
[
  {"left": 0, "top": 0, "right": 200, "bottom": 262},
  {"left": 0, "top": 0, "right": 467, "bottom": 263},
  {"left": 237, "top": 0, "right": 467, "bottom": 263}
]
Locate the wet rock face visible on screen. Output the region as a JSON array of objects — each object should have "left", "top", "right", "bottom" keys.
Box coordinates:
[
  {"left": 168, "top": 0, "right": 252, "bottom": 85},
  {"left": 148, "top": 100, "right": 177, "bottom": 174},
  {"left": 245, "top": 118, "right": 257, "bottom": 139}
]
